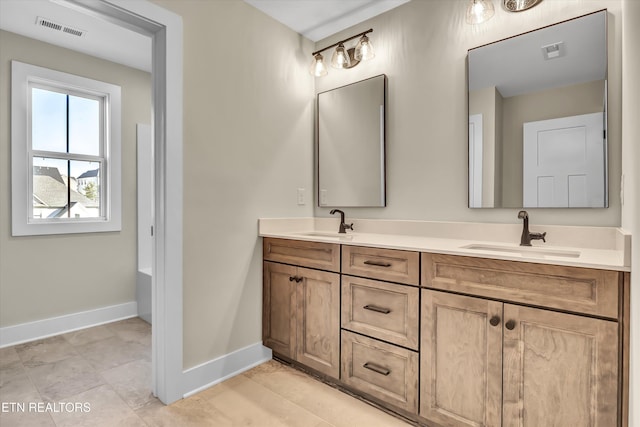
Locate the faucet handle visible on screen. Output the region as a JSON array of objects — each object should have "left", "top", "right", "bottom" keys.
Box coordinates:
[
  {"left": 530, "top": 232, "right": 547, "bottom": 243},
  {"left": 345, "top": 223, "right": 354, "bottom": 231}
]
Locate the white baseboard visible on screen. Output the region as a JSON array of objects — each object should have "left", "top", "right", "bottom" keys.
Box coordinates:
[
  {"left": 0, "top": 301, "right": 138, "bottom": 348},
  {"left": 182, "top": 343, "right": 272, "bottom": 398}
]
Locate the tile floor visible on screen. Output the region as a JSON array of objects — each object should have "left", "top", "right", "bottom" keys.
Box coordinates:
[{"left": 1, "top": 318, "right": 412, "bottom": 426}]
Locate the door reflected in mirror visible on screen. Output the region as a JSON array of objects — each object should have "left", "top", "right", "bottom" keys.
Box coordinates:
[
  {"left": 318, "top": 75, "right": 386, "bottom": 207},
  {"left": 468, "top": 10, "right": 608, "bottom": 208}
]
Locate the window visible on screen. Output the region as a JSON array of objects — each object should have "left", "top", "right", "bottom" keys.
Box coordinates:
[{"left": 11, "top": 61, "right": 121, "bottom": 235}]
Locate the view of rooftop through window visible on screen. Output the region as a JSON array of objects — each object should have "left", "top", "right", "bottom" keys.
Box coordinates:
[{"left": 31, "top": 86, "right": 103, "bottom": 219}]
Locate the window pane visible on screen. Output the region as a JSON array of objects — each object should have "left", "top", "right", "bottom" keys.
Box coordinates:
[
  {"left": 69, "top": 95, "right": 100, "bottom": 156},
  {"left": 32, "top": 157, "right": 69, "bottom": 219},
  {"left": 32, "top": 158, "right": 101, "bottom": 219},
  {"left": 31, "top": 88, "right": 67, "bottom": 153},
  {"left": 72, "top": 160, "right": 101, "bottom": 218}
]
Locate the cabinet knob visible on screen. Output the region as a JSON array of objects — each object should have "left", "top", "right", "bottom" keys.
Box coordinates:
[
  {"left": 505, "top": 320, "right": 516, "bottom": 330},
  {"left": 489, "top": 316, "right": 501, "bottom": 327},
  {"left": 289, "top": 276, "right": 295, "bottom": 282},
  {"left": 295, "top": 276, "right": 303, "bottom": 283}
]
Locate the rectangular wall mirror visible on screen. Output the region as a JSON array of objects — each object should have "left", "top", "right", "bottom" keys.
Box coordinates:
[
  {"left": 468, "top": 10, "right": 608, "bottom": 209},
  {"left": 318, "top": 74, "right": 386, "bottom": 207}
]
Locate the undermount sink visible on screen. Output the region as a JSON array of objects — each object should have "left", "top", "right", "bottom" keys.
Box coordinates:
[
  {"left": 292, "top": 231, "right": 354, "bottom": 241},
  {"left": 462, "top": 244, "right": 580, "bottom": 259}
]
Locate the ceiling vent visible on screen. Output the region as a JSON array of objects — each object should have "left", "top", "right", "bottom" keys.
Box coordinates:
[
  {"left": 541, "top": 41, "right": 565, "bottom": 60},
  {"left": 36, "top": 17, "right": 86, "bottom": 37}
]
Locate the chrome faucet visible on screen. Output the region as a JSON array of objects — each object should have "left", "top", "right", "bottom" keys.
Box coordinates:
[
  {"left": 517, "top": 211, "right": 546, "bottom": 246},
  {"left": 330, "top": 209, "right": 353, "bottom": 234}
]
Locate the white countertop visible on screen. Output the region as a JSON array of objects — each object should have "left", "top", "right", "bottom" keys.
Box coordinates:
[{"left": 259, "top": 218, "right": 631, "bottom": 272}]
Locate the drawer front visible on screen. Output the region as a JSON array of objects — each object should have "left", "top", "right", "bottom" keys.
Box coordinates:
[
  {"left": 342, "top": 276, "right": 419, "bottom": 350},
  {"left": 422, "top": 253, "right": 620, "bottom": 319},
  {"left": 341, "top": 330, "right": 418, "bottom": 414},
  {"left": 263, "top": 238, "right": 340, "bottom": 272},
  {"left": 343, "top": 246, "right": 419, "bottom": 286}
]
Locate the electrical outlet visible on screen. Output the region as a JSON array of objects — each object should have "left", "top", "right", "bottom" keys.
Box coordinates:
[{"left": 297, "top": 188, "right": 305, "bottom": 205}]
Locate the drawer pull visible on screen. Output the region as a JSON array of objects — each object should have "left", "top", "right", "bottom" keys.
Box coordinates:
[
  {"left": 363, "top": 260, "right": 392, "bottom": 267},
  {"left": 363, "top": 362, "right": 390, "bottom": 376},
  {"left": 363, "top": 304, "right": 391, "bottom": 314}
]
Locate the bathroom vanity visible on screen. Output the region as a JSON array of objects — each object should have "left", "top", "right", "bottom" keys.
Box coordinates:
[{"left": 260, "top": 218, "right": 631, "bottom": 427}]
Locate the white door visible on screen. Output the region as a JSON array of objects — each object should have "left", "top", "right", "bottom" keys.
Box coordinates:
[
  {"left": 523, "top": 112, "right": 605, "bottom": 207},
  {"left": 469, "top": 114, "right": 483, "bottom": 208}
]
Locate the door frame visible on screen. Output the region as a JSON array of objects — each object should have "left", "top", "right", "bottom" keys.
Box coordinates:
[{"left": 60, "top": 0, "right": 184, "bottom": 404}]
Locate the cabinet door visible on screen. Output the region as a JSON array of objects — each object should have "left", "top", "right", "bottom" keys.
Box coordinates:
[
  {"left": 502, "top": 304, "right": 618, "bottom": 427},
  {"left": 420, "top": 290, "right": 503, "bottom": 427},
  {"left": 296, "top": 267, "right": 340, "bottom": 378},
  {"left": 263, "top": 262, "right": 297, "bottom": 358}
]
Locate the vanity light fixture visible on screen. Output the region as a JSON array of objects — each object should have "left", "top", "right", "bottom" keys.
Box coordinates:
[
  {"left": 466, "top": 0, "right": 495, "bottom": 25},
  {"left": 331, "top": 43, "right": 351, "bottom": 69},
  {"left": 503, "top": 0, "right": 543, "bottom": 12},
  {"left": 309, "top": 29, "right": 374, "bottom": 77}
]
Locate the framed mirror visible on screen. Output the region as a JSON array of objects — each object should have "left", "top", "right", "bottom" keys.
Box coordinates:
[
  {"left": 468, "top": 10, "right": 607, "bottom": 208},
  {"left": 317, "top": 74, "right": 386, "bottom": 207}
]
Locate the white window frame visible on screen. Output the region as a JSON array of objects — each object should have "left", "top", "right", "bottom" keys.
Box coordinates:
[{"left": 11, "top": 61, "right": 121, "bottom": 235}]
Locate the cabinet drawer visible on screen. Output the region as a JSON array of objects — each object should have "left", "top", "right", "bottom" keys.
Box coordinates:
[
  {"left": 342, "top": 246, "right": 419, "bottom": 285},
  {"left": 422, "top": 253, "right": 620, "bottom": 319},
  {"left": 341, "top": 330, "right": 418, "bottom": 414},
  {"left": 342, "top": 276, "right": 419, "bottom": 350},
  {"left": 263, "top": 238, "right": 340, "bottom": 272}
]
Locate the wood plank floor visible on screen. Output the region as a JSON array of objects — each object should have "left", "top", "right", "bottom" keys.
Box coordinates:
[{"left": 0, "top": 318, "right": 412, "bottom": 426}]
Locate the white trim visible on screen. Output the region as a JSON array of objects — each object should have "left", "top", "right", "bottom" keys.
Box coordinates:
[
  {"left": 11, "top": 61, "right": 122, "bottom": 236},
  {"left": 182, "top": 344, "right": 272, "bottom": 398},
  {"left": 100, "top": 0, "right": 184, "bottom": 404},
  {"left": 0, "top": 302, "right": 137, "bottom": 348},
  {"left": 56, "top": 0, "right": 184, "bottom": 403}
]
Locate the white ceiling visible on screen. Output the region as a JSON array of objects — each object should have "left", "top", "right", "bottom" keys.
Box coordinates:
[
  {"left": 0, "top": 0, "right": 410, "bottom": 73},
  {"left": 0, "top": 0, "right": 152, "bottom": 72},
  {"left": 243, "top": 0, "right": 410, "bottom": 42},
  {"left": 468, "top": 11, "right": 607, "bottom": 98}
]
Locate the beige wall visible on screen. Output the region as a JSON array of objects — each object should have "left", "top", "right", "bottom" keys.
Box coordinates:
[
  {"left": 0, "top": 31, "right": 151, "bottom": 327},
  {"left": 501, "top": 79, "right": 606, "bottom": 206},
  {"left": 314, "top": 0, "right": 623, "bottom": 226},
  {"left": 151, "top": 0, "right": 315, "bottom": 369}
]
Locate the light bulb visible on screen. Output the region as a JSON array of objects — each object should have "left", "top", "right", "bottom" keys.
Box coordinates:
[
  {"left": 354, "top": 35, "right": 375, "bottom": 61},
  {"left": 331, "top": 44, "right": 351, "bottom": 69},
  {"left": 466, "top": 0, "right": 495, "bottom": 24},
  {"left": 309, "top": 53, "right": 328, "bottom": 77}
]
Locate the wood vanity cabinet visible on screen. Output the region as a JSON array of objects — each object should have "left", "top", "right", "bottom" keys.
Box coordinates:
[
  {"left": 263, "top": 238, "right": 340, "bottom": 378},
  {"left": 262, "top": 238, "right": 629, "bottom": 426},
  {"left": 420, "top": 253, "right": 622, "bottom": 427}
]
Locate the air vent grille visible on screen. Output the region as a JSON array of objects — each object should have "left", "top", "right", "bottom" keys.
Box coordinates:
[{"left": 36, "top": 17, "right": 86, "bottom": 38}]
